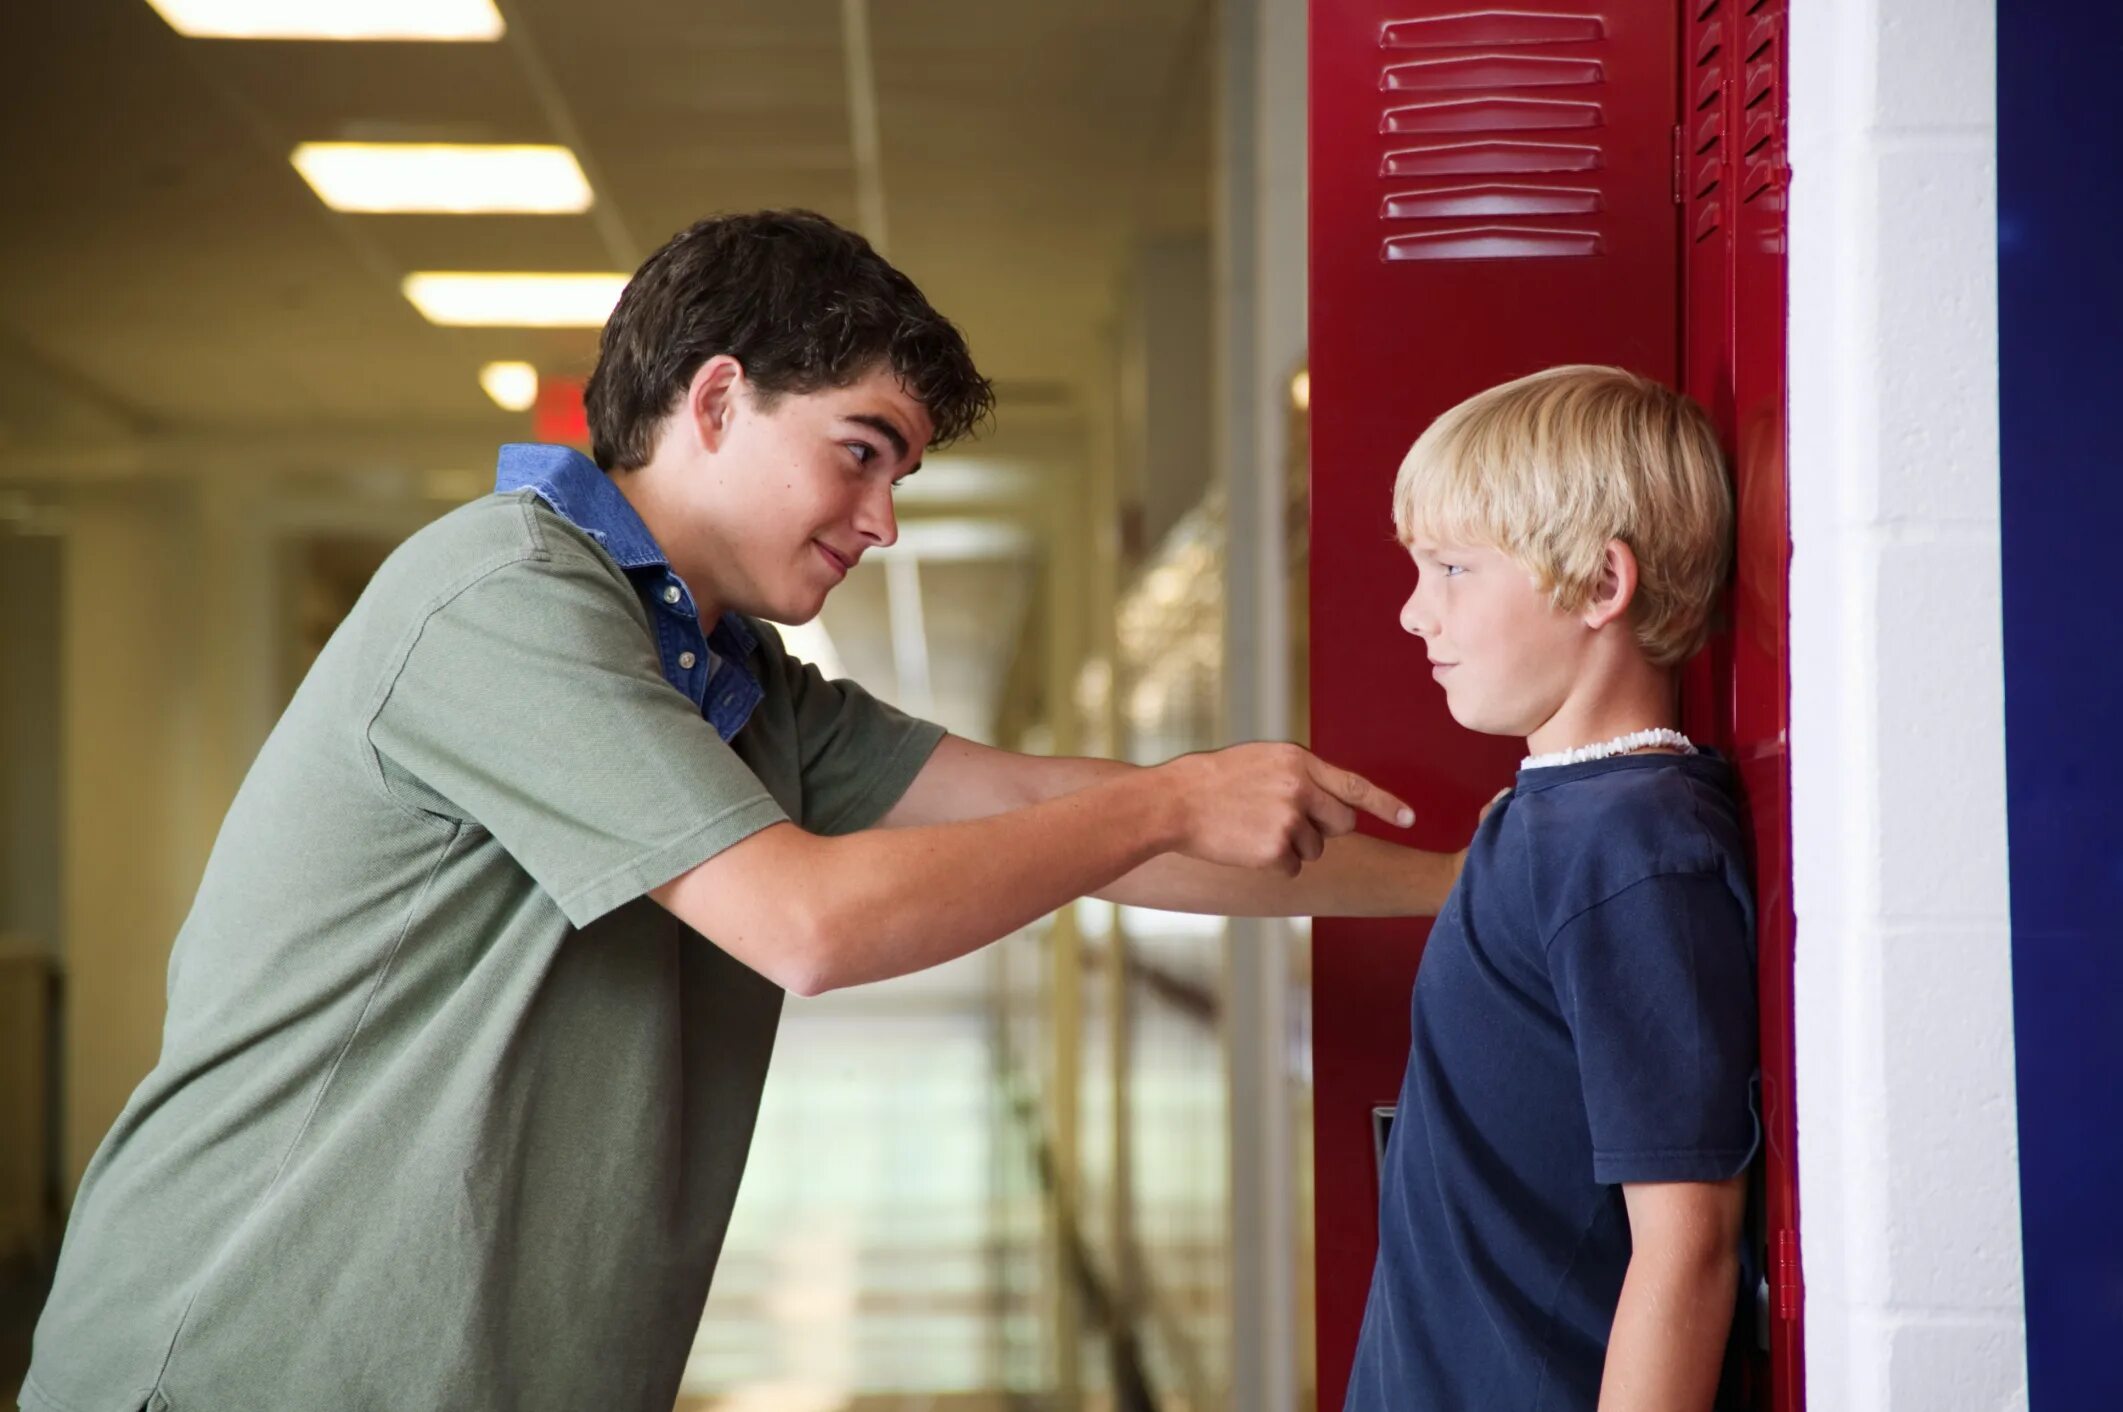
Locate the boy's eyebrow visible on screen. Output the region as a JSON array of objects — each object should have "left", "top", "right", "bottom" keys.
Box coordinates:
[{"left": 843, "top": 412, "right": 916, "bottom": 469}]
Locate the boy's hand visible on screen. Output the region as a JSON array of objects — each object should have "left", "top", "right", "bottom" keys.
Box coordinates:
[
  {"left": 1452, "top": 787, "right": 1514, "bottom": 880},
  {"left": 1156, "top": 743, "right": 1413, "bottom": 877},
  {"left": 1477, "top": 786, "right": 1512, "bottom": 828}
]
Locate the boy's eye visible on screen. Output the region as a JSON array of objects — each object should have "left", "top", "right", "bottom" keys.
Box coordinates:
[
  {"left": 1440, "top": 562, "right": 1464, "bottom": 577},
  {"left": 846, "top": 441, "right": 876, "bottom": 465}
]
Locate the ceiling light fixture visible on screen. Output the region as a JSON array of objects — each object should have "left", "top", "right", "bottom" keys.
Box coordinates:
[
  {"left": 402, "top": 273, "right": 629, "bottom": 328},
  {"left": 291, "top": 144, "right": 591, "bottom": 215},
  {"left": 143, "top": 0, "right": 504, "bottom": 41},
  {"left": 479, "top": 362, "right": 540, "bottom": 413}
]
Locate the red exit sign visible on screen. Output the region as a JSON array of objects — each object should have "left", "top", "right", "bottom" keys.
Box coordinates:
[{"left": 533, "top": 375, "right": 589, "bottom": 447}]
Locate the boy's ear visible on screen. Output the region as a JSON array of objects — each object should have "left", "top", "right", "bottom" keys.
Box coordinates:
[
  {"left": 685, "top": 354, "right": 747, "bottom": 453},
  {"left": 1581, "top": 538, "right": 1640, "bottom": 632}
]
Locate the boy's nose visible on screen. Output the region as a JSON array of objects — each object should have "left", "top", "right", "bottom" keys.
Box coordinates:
[
  {"left": 1399, "top": 590, "right": 1430, "bottom": 638},
  {"left": 856, "top": 485, "right": 899, "bottom": 548}
]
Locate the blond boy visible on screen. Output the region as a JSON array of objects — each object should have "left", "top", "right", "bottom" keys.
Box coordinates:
[{"left": 1347, "top": 367, "right": 1758, "bottom": 1411}]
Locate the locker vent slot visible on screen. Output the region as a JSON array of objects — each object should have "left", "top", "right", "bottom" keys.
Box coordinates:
[
  {"left": 1382, "top": 183, "right": 1602, "bottom": 219},
  {"left": 1379, "top": 11, "right": 1601, "bottom": 48},
  {"left": 1385, "top": 225, "right": 1604, "bottom": 261},
  {"left": 1382, "top": 139, "right": 1600, "bottom": 176},
  {"left": 1382, "top": 97, "right": 1600, "bottom": 133},
  {"left": 1381, "top": 55, "right": 1602, "bottom": 90}
]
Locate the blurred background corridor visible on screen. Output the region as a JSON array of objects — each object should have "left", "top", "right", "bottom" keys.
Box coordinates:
[
  {"left": 3, "top": 4, "right": 2089, "bottom": 1410},
  {"left": 0, "top": 1, "right": 1317, "bottom": 1407}
]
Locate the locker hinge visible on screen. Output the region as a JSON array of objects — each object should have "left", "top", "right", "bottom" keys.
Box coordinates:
[
  {"left": 1775, "top": 1228, "right": 1803, "bottom": 1321},
  {"left": 1671, "top": 124, "right": 1685, "bottom": 205}
]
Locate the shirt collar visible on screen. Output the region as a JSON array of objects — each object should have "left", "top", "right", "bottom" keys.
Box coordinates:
[
  {"left": 494, "top": 443, "right": 667, "bottom": 571},
  {"left": 491, "top": 442, "right": 761, "bottom": 662}
]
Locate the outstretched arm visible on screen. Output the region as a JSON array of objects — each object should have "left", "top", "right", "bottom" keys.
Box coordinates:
[
  {"left": 878, "top": 735, "right": 1463, "bottom": 918},
  {"left": 654, "top": 739, "right": 1409, "bottom": 995}
]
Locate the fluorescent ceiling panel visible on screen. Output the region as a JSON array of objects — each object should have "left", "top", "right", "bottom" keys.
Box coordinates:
[
  {"left": 402, "top": 273, "right": 628, "bottom": 328},
  {"left": 143, "top": 0, "right": 504, "bottom": 41},
  {"left": 478, "top": 362, "right": 539, "bottom": 412},
  {"left": 292, "top": 144, "right": 591, "bottom": 215}
]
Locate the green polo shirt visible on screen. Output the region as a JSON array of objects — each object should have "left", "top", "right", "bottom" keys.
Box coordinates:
[{"left": 24, "top": 489, "right": 943, "bottom": 1412}]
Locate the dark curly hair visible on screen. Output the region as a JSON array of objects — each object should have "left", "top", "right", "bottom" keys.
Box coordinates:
[{"left": 585, "top": 210, "right": 994, "bottom": 470}]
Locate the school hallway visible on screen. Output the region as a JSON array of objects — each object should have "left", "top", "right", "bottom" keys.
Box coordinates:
[{"left": 1, "top": 2, "right": 2112, "bottom": 1411}]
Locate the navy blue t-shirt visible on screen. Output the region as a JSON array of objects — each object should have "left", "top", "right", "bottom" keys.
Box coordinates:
[{"left": 1346, "top": 752, "right": 1759, "bottom": 1411}]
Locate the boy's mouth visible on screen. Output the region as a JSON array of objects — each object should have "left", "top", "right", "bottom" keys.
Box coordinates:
[{"left": 815, "top": 542, "right": 853, "bottom": 578}]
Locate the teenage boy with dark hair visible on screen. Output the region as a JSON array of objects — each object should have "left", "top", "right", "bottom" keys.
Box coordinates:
[
  {"left": 1347, "top": 366, "right": 1759, "bottom": 1411},
  {"left": 25, "top": 211, "right": 1461, "bottom": 1412}
]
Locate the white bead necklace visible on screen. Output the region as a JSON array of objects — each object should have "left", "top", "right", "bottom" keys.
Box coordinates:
[{"left": 1520, "top": 727, "right": 1698, "bottom": 771}]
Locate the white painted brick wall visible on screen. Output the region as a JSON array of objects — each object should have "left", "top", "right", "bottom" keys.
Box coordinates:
[{"left": 1787, "top": 2, "right": 2028, "bottom": 1409}]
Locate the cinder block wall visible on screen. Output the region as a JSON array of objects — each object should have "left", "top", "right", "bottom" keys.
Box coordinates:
[{"left": 1787, "top": 2, "right": 2029, "bottom": 1408}]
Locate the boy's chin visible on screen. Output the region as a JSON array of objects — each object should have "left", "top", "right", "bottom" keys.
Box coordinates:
[
  {"left": 768, "top": 595, "right": 827, "bottom": 627},
  {"left": 1442, "top": 697, "right": 1535, "bottom": 740}
]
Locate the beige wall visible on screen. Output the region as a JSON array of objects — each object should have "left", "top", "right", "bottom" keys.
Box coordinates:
[
  {"left": 0, "top": 947, "right": 55, "bottom": 1260},
  {"left": 61, "top": 494, "right": 194, "bottom": 1187},
  {"left": 1, "top": 532, "right": 63, "bottom": 955},
  {"left": 55, "top": 487, "right": 278, "bottom": 1191},
  {"left": 2, "top": 529, "right": 64, "bottom": 1252}
]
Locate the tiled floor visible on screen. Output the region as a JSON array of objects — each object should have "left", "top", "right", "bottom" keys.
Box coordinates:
[{"left": 678, "top": 952, "right": 1045, "bottom": 1411}]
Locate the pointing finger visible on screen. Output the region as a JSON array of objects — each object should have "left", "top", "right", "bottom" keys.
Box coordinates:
[
  {"left": 1301, "top": 783, "right": 1359, "bottom": 838},
  {"left": 1310, "top": 758, "right": 1415, "bottom": 829}
]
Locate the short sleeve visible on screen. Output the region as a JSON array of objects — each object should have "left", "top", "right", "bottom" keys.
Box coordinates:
[
  {"left": 368, "top": 543, "right": 789, "bottom": 928},
  {"left": 775, "top": 643, "right": 946, "bottom": 835},
  {"left": 1545, "top": 872, "right": 1760, "bottom": 1184}
]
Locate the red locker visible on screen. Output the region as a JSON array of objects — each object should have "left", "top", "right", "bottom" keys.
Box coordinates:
[
  {"left": 1307, "top": 1, "right": 1795, "bottom": 1407},
  {"left": 1679, "top": 0, "right": 1800, "bottom": 1403}
]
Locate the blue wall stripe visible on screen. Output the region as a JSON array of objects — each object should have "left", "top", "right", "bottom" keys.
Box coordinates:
[{"left": 1999, "top": 8, "right": 2123, "bottom": 1405}]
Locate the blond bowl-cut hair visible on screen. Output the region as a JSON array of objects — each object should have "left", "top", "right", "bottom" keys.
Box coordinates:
[{"left": 1392, "top": 365, "right": 1734, "bottom": 667}]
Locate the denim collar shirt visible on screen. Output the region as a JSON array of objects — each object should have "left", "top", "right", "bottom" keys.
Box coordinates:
[{"left": 493, "top": 442, "right": 765, "bottom": 742}]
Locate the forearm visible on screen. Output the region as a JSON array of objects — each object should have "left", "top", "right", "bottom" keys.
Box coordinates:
[
  {"left": 801, "top": 771, "right": 1182, "bottom": 991},
  {"left": 1096, "top": 831, "right": 1459, "bottom": 917},
  {"left": 1597, "top": 1245, "right": 1739, "bottom": 1412},
  {"left": 1021, "top": 754, "right": 1456, "bottom": 917}
]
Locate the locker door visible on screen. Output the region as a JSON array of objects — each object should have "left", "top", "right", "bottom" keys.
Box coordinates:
[
  {"left": 1307, "top": 4, "right": 1682, "bottom": 1405},
  {"left": 1678, "top": 1, "right": 1799, "bottom": 1407}
]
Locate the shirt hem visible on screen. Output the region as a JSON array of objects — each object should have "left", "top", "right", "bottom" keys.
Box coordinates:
[
  {"left": 18, "top": 1369, "right": 164, "bottom": 1412},
  {"left": 811, "top": 719, "right": 948, "bottom": 836},
  {"left": 555, "top": 796, "right": 792, "bottom": 928},
  {"left": 1593, "top": 1144, "right": 1757, "bottom": 1184}
]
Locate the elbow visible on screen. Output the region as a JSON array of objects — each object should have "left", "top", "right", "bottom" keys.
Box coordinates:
[
  {"left": 773, "top": 894, "right": 847, "bottom": 998},
  {"left": 781, "top": 969, "right": 834, "bottom": 1000},
  {"left": 780, "top": 952, "right": 837, "bottom": 998}
]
